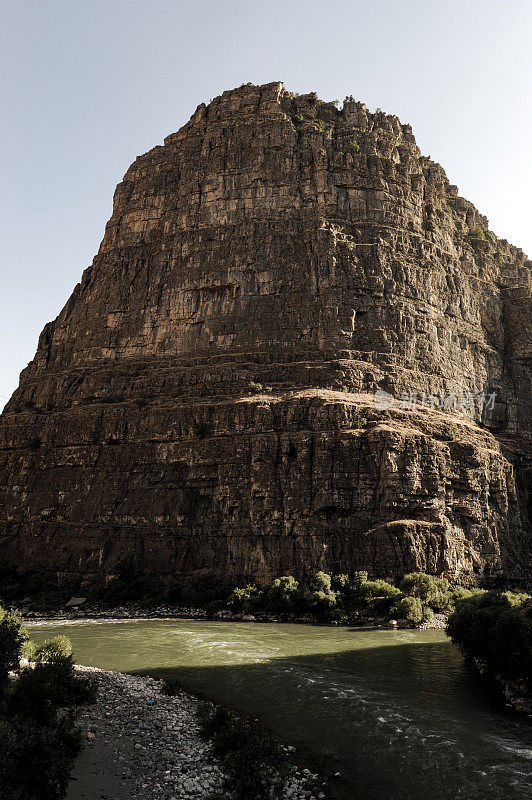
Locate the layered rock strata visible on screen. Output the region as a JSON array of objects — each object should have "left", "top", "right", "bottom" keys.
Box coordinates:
[{"left": 1, "top": 82, "right": 530, "bottom": 586}]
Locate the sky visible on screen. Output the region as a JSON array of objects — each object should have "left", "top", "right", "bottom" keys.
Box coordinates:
[{"left": 1, "top": 0, "right": 531, "bottom": 409}]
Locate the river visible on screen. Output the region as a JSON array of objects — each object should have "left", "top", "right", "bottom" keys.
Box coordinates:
[{"left": 29, "top": 620, "right": 531, "bottom": 800}]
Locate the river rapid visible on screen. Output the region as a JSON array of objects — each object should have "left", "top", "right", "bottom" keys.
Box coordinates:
[{"left": 30, "top": 620, "right": 531, "bottom": 800}]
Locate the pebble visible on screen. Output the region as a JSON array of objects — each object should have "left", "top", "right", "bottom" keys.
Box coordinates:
[{"left": 73, "top": 665, "right": 326, "bottom": 799}]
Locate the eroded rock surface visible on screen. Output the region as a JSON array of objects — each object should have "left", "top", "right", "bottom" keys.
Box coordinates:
[{"left": 1, "top": 82, "right": 530, "bottom": 585}]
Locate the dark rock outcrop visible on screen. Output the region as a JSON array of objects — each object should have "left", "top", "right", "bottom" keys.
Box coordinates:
[{"left": 1, "top": 82, "right": 530, "bottom": 586}]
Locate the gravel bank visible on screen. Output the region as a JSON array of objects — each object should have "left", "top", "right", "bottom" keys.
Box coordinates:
[
  {"left": 67, "top": 666, "right": 326, "bottom": 800},
  {"left": 24, "top": 604, "right": 448, "bottom": 629}
]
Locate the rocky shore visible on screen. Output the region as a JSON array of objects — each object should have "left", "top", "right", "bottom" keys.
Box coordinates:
[
  {"left": 68, "top": 666, "right": 327, "bottom": 800},
  {"left": 472, "top": 658, "right": 532, "bottom": 716},
  {"left": 23, "top": 602, "right": 448, "bottom": 630}
]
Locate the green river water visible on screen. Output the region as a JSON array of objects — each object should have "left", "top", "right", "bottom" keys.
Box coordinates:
[{"left": 30, "top": 620, "right": 531, "bottom": 800}]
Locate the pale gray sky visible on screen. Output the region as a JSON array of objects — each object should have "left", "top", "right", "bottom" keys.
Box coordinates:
[{"left": 1, "top": 0, "right": 531, "bottom": 408}]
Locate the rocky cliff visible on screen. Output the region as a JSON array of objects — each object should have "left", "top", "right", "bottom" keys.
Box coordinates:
[{"left": 1, "top": 82, "right": 530, "bottom": 587}]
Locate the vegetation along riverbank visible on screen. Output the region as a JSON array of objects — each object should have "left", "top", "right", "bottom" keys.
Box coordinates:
[
  {"left": 6, "top": 566, "right": 530, "bottom": 632},
  {"left": 446, "top": 590, "right": 532, "bottom": 714},
  {"left": 1, "top": 604, "right": 333, "bottom": 800}
]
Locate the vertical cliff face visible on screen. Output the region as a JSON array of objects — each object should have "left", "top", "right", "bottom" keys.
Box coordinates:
[{"left": 0, "top": 82, "right": 530, "bottom": 586}]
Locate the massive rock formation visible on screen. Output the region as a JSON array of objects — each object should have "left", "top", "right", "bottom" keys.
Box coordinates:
[{"left": 1, "top": 82, "right": 530, "bottom": 587}]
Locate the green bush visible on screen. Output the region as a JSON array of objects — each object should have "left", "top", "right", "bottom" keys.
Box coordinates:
[
  {"left": 0, "top": 607, "right": 29, "bottom": 683},
  {"left": 470, "top": 225, "right": 486, "bottom": 239},
  {"left": 331, "top": 573, "right": 349, "bottom": 592},
  {"left": 334, "top": 571, "right": 367, "bottom": 609},
  {"left": 262, "top": 576, "right": 301, "bottom": 613},
  {"left": 247, "top": 380, "right": 273, "bottom": 394},
  {"left": 503, "top": 590, "right": 531, "bottom": 607},
  {"left": 350, "top": 571, "right": 368, "bottom": 592},
  {"left": 361, "top": 579, "right": 402, "bottom": 613},
  {"left": 35, "top": 635, "right": 73, "bottom": 662},
  {"left": 393, "top": 595, "right": 423, "bottom": 624},
  {"left": 0, "top": 625, "right": 95, "bottom": 800},
  {"left": 227, "top": 585, "right": 263, "bottom": 613},
  {"left": 305, "top": 572, "right": 338, "bottom": 615},
  {"left": 199, "top": 704, "right": 290, "bottom": 799},
  {"left": 0, "top": 712, "right": 82, "bottom": 800},
  {"left": 9, "top": 653, "right": 96, "bottom": 723},
  {"left": 446, "top": 591, "right": 532, "bottom": 681},
  {"left": 20, "top": 639, "right": 37, "bottom": 660},
  {"left": 400, "top": 572, "right": 449, "bottom": 605},
  {"left": 450, "top": 586, "right": 477, "bottom": 606}
]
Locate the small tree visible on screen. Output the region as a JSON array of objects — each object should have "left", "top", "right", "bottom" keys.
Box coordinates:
[
  {"left": 393, "top": 596, "right": 423, "bottom": 624},
  {"left": 361, "top": 579, "right": 402, "bottom": 613},
  {"left": 227, "top": 585, "right": 263, "bottom": 613},
  {"left": 446, "top": 591, "right": 532, "bottom": 681},
  {"left": 305, "top": 572, "right": 337, "bottom": 615},
  {"left": 400, "top": 572, "right": 448, "bottom": 605},
  {"left": 262, "top": 576, "right": 300, "bottom": 613},
  {"left": 0, "top": 607, "right": 28, "bottom": 685}
]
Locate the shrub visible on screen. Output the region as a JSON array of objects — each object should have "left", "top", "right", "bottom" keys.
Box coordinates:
[
  {"left": 450, "top": 586, "right": 474, "bottom": 604},
  {"left": 262, "top": 576, "right": 300, "bottom": 613},
  {"left": 20, "top": 639, "right": 37, "bottom": 660},
  {"left": 503, "top": 590, "right": 531, "bottom": 607},
  {"left": 0, "top": 712, "right": 82, "bottom": 800},
  {"left": 446, "top": 591, "right": 532, "bottom": 681},
  {"left": 350, "top": 571, "right": 368, "bottom": 591},
  {"left": 9, "top": 653, "right": 96, "bottom": 722},
  {"left": 361, "top": 579, "right": 402, "bottom": 613},
  {"left": 470, "top": 225, "right": 486, "bottom": 239},
  {"left": 337, "top": 571, "right": 368, "bottom": 609},
  {"left": 247, "top": 381, "right": 272, "bottom": 394},
  {"left": 0, "top": 628, "right": 95, "bottom": 800},
  {"left": 35, "top": 635, "right": 73, "bottom": 662},
  {"left": 0, "top": 607, "right": 29, "bottom": 683},
  {"left": 227, "top": 585, "right": 263, "bottom": 613},
  {"left": 393, "top": 595, "right": 424, "bottom": 624},
  {"left": 331, "top": 574, "right": 349, "bottom": 592},
  {"left": 430, "top": 590, "right": 455, "bottom": 614},
  {"left": 199, "top": 705, "right": 290, "bottom": 799},
  {"left": 305, "top": 573, "right": 338, "bottom": 615},
  {"left": 400, "top": 572, "right": 449, "bottom": 606}
]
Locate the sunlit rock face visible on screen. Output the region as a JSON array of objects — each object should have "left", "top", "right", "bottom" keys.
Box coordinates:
[{"left": 0, "top": 82, "right": 530, "bottom": 586}]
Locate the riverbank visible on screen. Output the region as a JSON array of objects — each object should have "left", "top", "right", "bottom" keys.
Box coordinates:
[
  {"left": 471, "top": 657, "right": 532, "bottom": 715},
  {"left": 22, "top": 602, "right": 448, "bottom": 629},
  {"left": 29, "top": 618, "right": 532, "bottom": 800},
  {"left": 68, "top": 666, "right": 330, "bottom": 800}
]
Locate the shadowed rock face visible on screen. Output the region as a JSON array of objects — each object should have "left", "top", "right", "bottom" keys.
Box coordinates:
[{"left": 1, "top": 82, "right": 530, "bottom": 586}]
